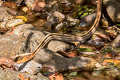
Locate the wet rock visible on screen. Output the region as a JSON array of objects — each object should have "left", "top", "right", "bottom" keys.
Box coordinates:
[
  {"left": 0, "top": 67, "right": 49, "bottom": 80},
  {"left": 103, "top": 0, "right": 120, "bottom": 22}
]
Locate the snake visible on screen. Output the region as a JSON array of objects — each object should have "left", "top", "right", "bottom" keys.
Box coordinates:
[{"left": 16, "top": 0, "right": 102, "bottom": 64}]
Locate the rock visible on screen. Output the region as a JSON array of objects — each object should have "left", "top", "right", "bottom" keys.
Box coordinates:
[
  {"left": 0, "top": 7, "right": 13, "bottom": 21},
  {"left": 0, "top": 34, "right": 25, "bottom": 58},
  {"left": 47, "top": 40, "right": 70, "bottom": 52},
  {"left": 45, "top": 11, "right": 65, "bottom": 30},
  {"left": 103, "top": 0, "right": 120, "bottom": 22},
  {"left": 0, "top": 24, "right": 33, "bottom": 58},
  {"left": 8, "top": 24, "right": 34, "bottom": 35},
  {"left": 25, "top": 0, "right": 45, "bottom": 11},
  {"left": 0, "top": 22, "right": 70, "bottom": 58},
  {"left": 33, "top": 49, "right": 92, "bottom": 73},
  {"left": 75, "top": 0, "right": 84, "bottom": 5},
  {"left": 2, "top": 2, "right": 17, "bottom": 10},
  {"left": 112, "top": 34, "right": 120, "bottom": 47},
  {"left": 90, "top": 0, "right": 97, "bottom": 5},
  {"left": 22, "top": 30, "right": 70, "bottom": 53},
  {"left": 32, "top": 19, "right": 46, "bottom": 29},
  {"left": 78, "top": 13, "right": 96, "bottom": 30},
  {"left": 15, "top": 60, "right": 42, "bottom": 74},
  {"left": 0, "top": 67, "right": 49, "bottom": 80},
  {"left": 21, "top": 30, "right": 46, "bottom": 53},
  {"left": 37, "top": 73, "right": 49, "bottom": 80},
  {"left": 87, "top": 34, "right": 104, "bottom": 48}
]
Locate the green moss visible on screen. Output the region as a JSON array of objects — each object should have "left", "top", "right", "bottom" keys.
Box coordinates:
[{"left": 77, "top": 5, "right": 95, "bottom": 19}]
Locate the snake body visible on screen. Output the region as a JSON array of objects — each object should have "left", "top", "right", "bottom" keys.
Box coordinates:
[{"left": 16, "top": 0, "right": 102, "bottom": 64}]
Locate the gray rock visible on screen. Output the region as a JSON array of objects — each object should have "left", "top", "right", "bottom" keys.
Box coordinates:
[
  {"left": 22, "top": 30, "right": 70, "bottom": 53},
  {"left": 0, "top": 22, "right": 70, "bottom": 58},
  {"left": 0, "top": 67, "right": 49, "bottom": 80},
  {"left": 0, "top": 7, "right": 17, "bottom": 21},
  {"left": 25, "top": 0, "right": 45, "bottom": 11},
  {"left": 103, "top": 0, "right": 120, "bottom": 22},
  {"left": 0, "top": 7, "right": 13, "bottom": 21},
  {"left": 21, "top": 30, "right": 46, "bottom": 53},
  {"left": 47, "top": 40, "right": 70, "bottom": 52},
  {"left": 25, "top": 0, "right": 35, "bottom": 10},
  {"left": 0, "top": 34, "right": 25, "bottom": 58},
  {"left": 79, "top": 13, "right": 96, "bottom": 28},
  {"left": 0, "top": 24, "right": 34, "bottom": 58},
  {"left": 8, "top": 24, "right": 34, "bottom": 35},
  {"left": 112, "top": 34, "right": 120, "bottom": 47},
  {"left": 34, "top": 49, "right": 91, "bottom": 73},
  {"left": 15, "top": 60, "right": 42, "bottom": 75},
  {"left": 37, "top": 73, "right": 49, "bottom": 80}
]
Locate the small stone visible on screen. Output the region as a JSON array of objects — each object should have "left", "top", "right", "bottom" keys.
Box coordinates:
[
  {"left": 15, "top": 60, "right": 42, "bottom": 74},
  {"left": 103, "top": 0, "right": 120, "bottom": 22},
  {"left": 21, "top": 7, "right": 29, "bottom": 13},
  {"left": 75, "top": 0, "right": 84, "bottom": 5},
  {"left": 25, "top": 0, "right": 45, "bottom": 11},
  {"left": 47, "top": 40, "right": 70, "bottom": 52},
  {"left": 112, "top": 34, "right": 120, "bottom": 48},
  {"left": 101, "top": 19, "right": 109, "bottom": 28},
  {"left": 78, "top": 13, "right": 96, "bottom": 30}
]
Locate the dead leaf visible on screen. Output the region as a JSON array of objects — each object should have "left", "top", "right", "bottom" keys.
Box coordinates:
[
  {"left": 16, "top": 16, "right": 28, "bottom": 22},
  {"left": 101, "top": 19, "right": 109, "bottom": 28},
  {"left": 59, "top": 51, "right": 77, "bottom": 58},
  {"left": 103, "top": 59, "right": 120, "bottom": 66},
  {"left": 9, "top": 26, "right": 15, "bottom": 35},
  {"left": 0, "top": 57, "right": 15, "bottom": 69},
  {"left": 18, "top": 74, "right": 30, "bottom": 80},
  {"left": 2, "top": 2, "right": 17, "bottom": 9},
  {"left": 18, "top": 74, "right": 24, "bottom": 80},
  {"left": 67, "top": 51, "right": 77, "bottom": 58},
  {"left": 104, "top": 52, "right": 118, "bottom": 58},
  {"left": 79, "top": 45, "right": 96, "bottom": 50},
  {"left": 49, "top": 73, "right": 64, "bottom": 80},
  {"left": 16, "top": 53, "right": 35, "bottom": 64},
  {"left": 95, "top": 32, "right": 111, "bottom": 41},
  {"left": 32, "top": 0, "right": 45, "bottom": 11},
  {"left": 106, "top": 27, "right": 117, "bottom": 38}
]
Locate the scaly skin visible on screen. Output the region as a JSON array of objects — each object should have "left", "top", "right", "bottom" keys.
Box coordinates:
[{"left": 16, "top": 0, "right": 102, "bottom": 64}]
